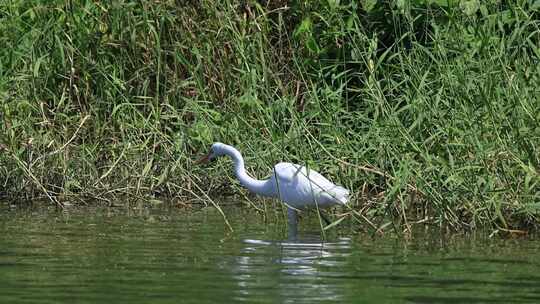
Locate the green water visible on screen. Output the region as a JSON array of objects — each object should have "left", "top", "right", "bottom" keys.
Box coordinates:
[{"left": 1, "top": 205, "right": 540, "bottom": 304}]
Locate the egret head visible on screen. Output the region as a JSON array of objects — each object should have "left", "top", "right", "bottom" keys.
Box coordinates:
[{"left": 197, "top": 142, "right": 226, "bottom": 164}]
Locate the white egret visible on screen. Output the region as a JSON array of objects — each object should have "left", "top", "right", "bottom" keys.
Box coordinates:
[{"left": 198, "top": 143, "right": 349, "bottom": 233}]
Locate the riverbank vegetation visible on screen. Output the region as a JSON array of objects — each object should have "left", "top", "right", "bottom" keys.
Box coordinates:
[{"left": 1, "top": 0, "right": 539, "bottom": 233}]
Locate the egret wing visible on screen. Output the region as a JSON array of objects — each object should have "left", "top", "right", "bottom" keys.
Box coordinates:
[{"left": 273, "top": 162, "right": 348, "bottom": 208}]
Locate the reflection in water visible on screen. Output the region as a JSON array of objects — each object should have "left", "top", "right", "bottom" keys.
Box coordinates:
[
  {"left": 2, "top": 207, "right": 540, "bottom": 304},
  {"left": 232, "top": 234, "right": 351, "bottom": 303}
]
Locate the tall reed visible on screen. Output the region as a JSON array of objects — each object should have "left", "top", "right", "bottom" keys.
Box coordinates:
[{"left": 0, "top": 0, "right": 538, "bottom": 231}]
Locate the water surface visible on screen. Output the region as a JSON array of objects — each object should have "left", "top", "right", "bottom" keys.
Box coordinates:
[{"left": 1, "top": 205, "right": 540, "bottom": 303}]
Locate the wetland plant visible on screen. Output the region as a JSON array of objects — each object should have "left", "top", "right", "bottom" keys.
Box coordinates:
[{"left": 0, "top": 0, "right": 538, "bottom": 233}]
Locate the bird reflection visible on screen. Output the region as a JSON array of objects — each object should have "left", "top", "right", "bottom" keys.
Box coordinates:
[{"left": 231, "top": 232, "right": 351, "bottom": 303}]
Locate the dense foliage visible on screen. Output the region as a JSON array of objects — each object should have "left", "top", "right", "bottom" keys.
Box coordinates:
[{"left": 1, "top": 0, "right": 539, "bottom": 231}]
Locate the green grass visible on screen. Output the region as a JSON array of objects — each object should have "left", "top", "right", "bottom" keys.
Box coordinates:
[{"left": 0, "top": 0, "right": 539, "bottom": 233}]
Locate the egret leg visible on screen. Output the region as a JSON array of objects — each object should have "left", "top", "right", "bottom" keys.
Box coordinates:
[{"left": 287, "top": 208, "right": 298, "bottom": 240}]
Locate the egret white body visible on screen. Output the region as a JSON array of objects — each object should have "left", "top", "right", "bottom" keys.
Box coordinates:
[{"left": 199, "top": 143, "right": 349, "bottom": 232}]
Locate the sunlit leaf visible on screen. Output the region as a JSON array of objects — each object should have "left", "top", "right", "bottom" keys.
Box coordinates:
[{"left": 460, "top": 0, "right": 480, "bottom": 16}]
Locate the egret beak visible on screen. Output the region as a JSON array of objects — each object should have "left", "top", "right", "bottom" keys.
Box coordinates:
[{"left": 196, "top": 152, "right": 211, "bottom": 165}]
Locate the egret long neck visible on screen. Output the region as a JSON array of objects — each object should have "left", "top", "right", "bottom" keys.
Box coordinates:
[{"left": 223, "top": 146, "right": 275, "bottom": 197}]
